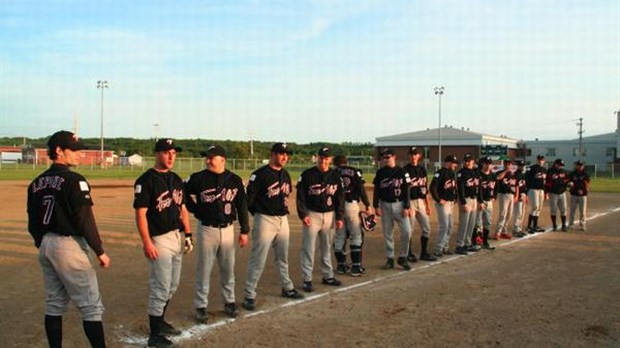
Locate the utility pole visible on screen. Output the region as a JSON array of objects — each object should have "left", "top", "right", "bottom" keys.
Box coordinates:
[
  {"left": 434, "top": 86, "right": 445, "bottom": 165},
  {"left": 97, "top": 80, "right": 109, "bottom": 168},
  {"left": 577, "top": 117, "right": 584, "bottom": 161}
]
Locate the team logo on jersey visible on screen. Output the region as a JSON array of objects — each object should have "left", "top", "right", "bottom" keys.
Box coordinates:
[
  {"left": 79, "top": 181, "right": 89, "bottom": 192},
  {"left": 266, "top": 182, "right": 290, "bottom": 198},
  {"left": 249, "top": 174, "right": 256, "bottom": 182},
  {"left": 135, "top": 184, "right": 142, "bottom": 194}
]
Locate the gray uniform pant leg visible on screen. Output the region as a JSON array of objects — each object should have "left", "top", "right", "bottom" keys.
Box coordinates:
[
  {"left": 528, "top": 189, "right": 544, "bottom": 217},
  {"left": 194, "top": 224, "right": 235, "bottom": 309},
  {"left": 496, "top": 193, "right": 514, "bottom": 234},
  {"left": 456, "top": 198, "right": 478, "bottom": 247},
  {"left": 512, "top": 195, "right": 526, "bottom": 233},
  {"left": 148, "top": 230, "right": 182, "bottom": 316},
  {"left": 300, "top": 211, "right": 335, "bottom": 282},
  {"left": 334, "top": 202, "right": 362, "bottom": 251},
  {"left": 481, "top": 200, "right": 493, "bottom": 231},
  {"left": 380, "top": 201, "right": 412, "bottom": 258},
  {"left": 409, "top": 199, "right": 431, "bottom": 239},
  {"left": 39, "top": 234, "right": 104, "bottom": 321},
  {"left": 549, "top": 193, "right": 567, "bottom": 216},
  {"left": 569, "top": 195, "right": 587, "bottom": 227},
  {"left": 434, "top": 201, "right": 454, "bottom": 253},
  {"left": 244, "top": 214, "right": 294, "bottom": 300}
]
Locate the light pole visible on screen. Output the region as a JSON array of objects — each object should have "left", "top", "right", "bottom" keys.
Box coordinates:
[
  {"left": 434, "top": 86, "right": 445, "bottom": 165},
  {"left": 97, "top": 80, "right": 108, "bottom": 168}
]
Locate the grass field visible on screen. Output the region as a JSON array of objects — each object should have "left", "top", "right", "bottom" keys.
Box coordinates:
[{"left": 2, "top": 165, "right": 619, "bottom": 193}]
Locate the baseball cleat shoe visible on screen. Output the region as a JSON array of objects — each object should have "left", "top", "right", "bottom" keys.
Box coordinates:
[
  {"left": 527, "top": 227, "right": 536, "bottom": 234},
  {"left": 281, "top": 288, "right": 304, "bottom": 299},
  {"left": 303, "top": 281, "right": 314, "bottom": 293},
  {"left": 350, "top": 265, "right": 363, "bottom": 277},
  {"left": 513, "top": 231, "right": 526, "bottom": 238},
  {"left": 241, "top": 298, "right": 256, "bottom": 311},
  {"left": 195, "top": 307, "right": 208, "bottom": 324},
  {"left": 466, "top": 245, "right": 481, "bottom": 252},
  {"left": 420, "top": 253, "right": 438, "bottom": 261},
  {"left": 534, "top": 227, "right": 545, "bottom": 232},
  {"left": 396, "top": 257, "right": 411, "bottom": 271},
  {"left": 147, "top": 334, "right": 174, "bottom": 348},
  {"left": 482, "top": 242, "right": 495, "bottom": 250},
  {"left": 384, "top": 257, "right": 395, "bottom": 269},
  {"left": 442, "top": 248, "right": 453, "bottom": 255},
  {"left": 160, "top": 320, "right": 182, "bottom": 336},
  {"left": 433, "top": 251, "right": 443, "bottom": 258},
  {"left": 407, "top": 253, "right": 418, "bottom": 263},
  {"left": 322, "top": 277, "right": 342, "bottom": 287},
  {"left": 336, "top": 264, "right": 349, "bottom": 274},
  {"left": 561, "top": 225, "right": 568, "bottom": 232},
  {"left": 224, "top": 303, "right": 237, "bottom": 318},
  {"left": 455, "top": 246, "right": 468, "bottom": 255},
  {"left": 498, "top": 233, "right": 512, "bottom": 240}
]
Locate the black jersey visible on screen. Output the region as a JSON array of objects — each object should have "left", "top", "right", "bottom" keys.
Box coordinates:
[
  {"left": 567, "top": 169, "right": 590, "bottom": 196},
  {"left": 338, "top": 165, "right": 370, "bottom": 206},
  {"left": 515, "top": 169, "right": 527, "bottom": 195},
  {"left": 430, "top": 167, "right": 457, "bottom": 202},
  {"left": 497, "top": 170, "right": 518, "bottom": 195},
  {"left": 296, "top": 166, "right": 345, "bottom": 220},
  {"left": 246, "top": 165, "right": 292, "bottom": 216},
  {"left": 372, "top": 166, "right": 411, "bottom": 208},
  {"left": 133, "top": 168, "right": 186, "bottom": 237},
  {"left": 526, "top": 164, "right": 547, "bottom": 190},
  {"left": 456, "top": 167, "right": 480, "bottom": 205},
  {"left": 27, "top": 164, "right": 104, "bottom": 255},
  {"left": 185, "top": 169, "right": 250, "bottom": 233},
  {"left": 403, "top": 163, "right": 429, "bottom": 200},
  {"left": 545, "top": 167, "right": 568, "bottom": 194},
  {"left": 478, "top": 171, "right": 497, "bottom": 202}
]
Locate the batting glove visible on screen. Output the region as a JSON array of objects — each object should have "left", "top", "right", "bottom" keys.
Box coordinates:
[{"left": 184, "top": 234, "right": 194, "bottom": 254}]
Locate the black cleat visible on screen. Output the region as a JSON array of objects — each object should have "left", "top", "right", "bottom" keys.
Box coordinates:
[
  {"left": 420, "top": 253, "right": 438, "bottom": 261},
  {"left": 241, "top": 298, "right": 256, "bottom": 311},
  {"left": 195, "top": 307, "right": 208, "bottom": 324},
  {"left": 281, "top": 288, "right": 304, "bottom": 299},
  {"left": 160, "top": 320, "right": 182, "bottom": 336},
  {"left": 322, "top": 277, "right": 342, "bottom": 286},
  {"left": 397, "top": 257, "right": 411, "bottom": 271},
  {"left": 303, "top": 281, "right": 314, "bottom": 293},
  {"left": 147, "top": 334, "right": 174, "bottom": 348},
  {"left": 350, "top": 265, "right": 363, "bottom": 277},
  {"left": 407, "top": 253, "right": 418, "bottom": 263},
  {"left": 455, "top": 246, "right": 468, "bottom": 255},
  {"left": 224, "top": 303, "right": 237, "bottom": 318},
  {"left": 384, "top": 257, "right": 395, "bottom": 269},
  {"left": 466, "top": 245, "right": 481, "bottom": 252},
  {"left": 482, "top": 242, "right": 495, "bottom": 250},
  {"left": 336, "top": 264, "right": 349, "bottom": 274},
  {"left": 433, "top": 251, "right": 443, "bottom": 258}
]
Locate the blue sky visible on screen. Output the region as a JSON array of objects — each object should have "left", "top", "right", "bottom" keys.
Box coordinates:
[{"left": 1, "top": 0, "right": 618, "bottom": 143}]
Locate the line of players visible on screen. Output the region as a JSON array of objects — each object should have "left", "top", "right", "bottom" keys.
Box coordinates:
[{"left": 28, "top": 131, "right": 592, "bottom": 348}]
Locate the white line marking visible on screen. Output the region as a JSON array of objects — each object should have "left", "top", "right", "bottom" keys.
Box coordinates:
[{"left": 120, "top": 206, "right": 620, "bottom": 345}]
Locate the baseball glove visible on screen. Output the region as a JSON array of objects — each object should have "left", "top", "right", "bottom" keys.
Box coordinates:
[{"left": 359, "top": 211, "right": 377, "bottom": 232}]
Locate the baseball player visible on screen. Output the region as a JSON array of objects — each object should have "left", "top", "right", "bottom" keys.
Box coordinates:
[
  {"left": 475, "top": 156, "right": 497, "bottom": 249},
  {"left": 134, "top": 138, "right": 191, "bottom": 348},
  {"left": 333, "top": 155, "right": 372, "bottom": 276},
  {"left": 512, "top": 160, "right": 528, "bottom": 238},
  {"left": 242, "top": 143, "right": 304, "bottom": 311},
  {"left": 403, "top": 147, "right": 437, "bottom": 262},
  {"left": 372, "top": 148, "right": 413, "bottom": 270},
  {"left": 526, "top": 155, "right": 547, "bottom": 233},
  {"left": 297, "top": 147, "right": 345, "bottom": 292},
  {"left": 494, "top": 159, "right": 519, "bottom": 239},
  {"left": 455, "top": 154, "right": 480, "bottom": 255},
  {"left": 185, "top": 145, "right": 249, "bottom": 321},
  {"left": 567, "top": 160, "right": 590, "bottom": 231},
  {"left": 27, "top": 130, "right": 110, "bottom": 348},
  {"left": 430, "top": 155, "right": 459, "bottom": 257},
  {"left": 545, "top": 159, "right": 569, "bottom": 231}
]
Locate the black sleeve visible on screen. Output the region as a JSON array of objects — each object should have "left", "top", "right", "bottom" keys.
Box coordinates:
[
  {"left": 246, "top": 171, "right": 259, "bottom": 215},
  {"left": 26, "top": 185, "right": 43, "bottom": 248},
  {"left": 430, "top": 174, "right": 440, "bottom": 203},
  {"left": 359, "top": 177, "right": 371, "bottom": 208},
  {"left": 133, "top": 175, "right": 152, "bottom": 209},
  {"left": 457, "top": 172, "right": 466, "bottom": 205},
  {"left": 235, "top": 178, "right": 250, "bottom": 234},
  {"left": 372, "top": 172, "right": 380, "bottom": 208},
  {"left": 335, "top": 174, "right": 345, "bottom": 221},
  {"left": 296, "top": 174, "right": 308, "bottom": 220},
  {"left": 184, "top": 175, "right": 198, "bottom": 214},
  {"left": 75, "top": 205, "right": 105, "bottom": 255},
  {"left": 401, "top": 171, "right": 411, "bottom": 209}
]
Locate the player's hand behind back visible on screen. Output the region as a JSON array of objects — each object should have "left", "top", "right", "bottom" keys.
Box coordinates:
[{"left": 98, "top": 253, "right": 111, "bottom": 268}]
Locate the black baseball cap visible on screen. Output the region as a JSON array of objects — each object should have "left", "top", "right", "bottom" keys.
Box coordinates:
[
  {"left": 407, "top": 146, "right": 421, "bottom": 155},
  {"left": 381, "top": 148, "right": 395, "bottom": 158},
  {"left": 155, "top": 138, "right": 182, "bottom": 153},
  {"left": 574, "top": 160, "right": 585, "bottom": 166},
  {"left": 48, "top": 130, "right": 88, "bottom": 151},
  {"left": 333, "top": 155, "right": 348, "bottom": 166},
  {"left": 271, "top": 142, "right": 292, "bottom": 154},
  {"left": 444, "top": 154, "right": 458, "bottom": 163},
  {"left": 554, "top": 158, "right": 564, "bottom": 166},
  {"left": 515, "top": 160, "right": 525, "bottom": 166},
  {"left": 200, "top": 145, "right": 226, "bottom": 158},
  {"left": 503, "top": 158, "right": 512, "bottom": 164},
  {"left": 480, "top": 156, "right": 493, "bottom": 164},
  {"left": 463, "top": 153, "right": 475, "bottom": 162},
  {"left": 536, "top": 154, "right": 545, "bottom": 160},
  {"left": 317, "top": 147, "right": 333, "bottom": 157}
]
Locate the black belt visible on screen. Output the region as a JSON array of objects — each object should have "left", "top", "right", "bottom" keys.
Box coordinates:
[
  {"left": 382, "top": 199, "right": 401, "bottom": 203},
  {"left": 202, "top": 222, "right": 232, "bottom": 228},
  {"left": 345, "top": 199, "right": 359, "bottom": 203}
]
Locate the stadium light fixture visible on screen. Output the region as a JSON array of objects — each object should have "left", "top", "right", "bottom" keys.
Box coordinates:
[{"left": 97, "top": 80, "right": 108, "bottom": 168}]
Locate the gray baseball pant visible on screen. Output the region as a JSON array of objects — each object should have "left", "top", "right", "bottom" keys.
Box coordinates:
[
  {"left": 569, "top": 195, "right": 587, "bottom": 228},
  {"left": 496, "top": 193, "right": 514, "bottom": 234},
  {"left": 549, "top": 193, "right": 567, "bottom": 216},
  {"left": 476, "top": 200, "right": 494, "bottom": 231},
  {"left": 528, "top": 189, "right": 545, "bottom": 217},
  {"left": 194, "top": 224, "right": 235, "bottom": 309},
  {"left": 244, "top": 214, "right": 295, "bottom": 300},
  {"left": 380, "top": 201, "right": 412, "bottom": 259},
  {"left": 512, "top": 194, "right": 526, "bottom": 233},
  {"left": 148, "top": 230, "right": 183, "bottom": 316},
  {"left": 433, "top": 201, "right": 454, "bottom": 253},
  {"left": 408, "top": 199, "right": 431, "bottom": 238},
  {"left": 456, "top": 198, "right": 477, "bottom": 248},
  {"left": 39, "top": 234, "right": 104, "bottom": 321},
  {"left": 334, "top": 201, "right": 363, "bottom": 251},
  {"left": 301, "top": 211, "right": 336, "bottom": 282}
]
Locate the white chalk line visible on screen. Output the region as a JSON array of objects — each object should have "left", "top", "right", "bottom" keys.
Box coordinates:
[{"left": 120, "top": 206, "right": 619, "bottom": 346}]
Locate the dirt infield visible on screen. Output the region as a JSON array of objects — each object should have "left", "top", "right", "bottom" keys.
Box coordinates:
[{"left": 1, "top": 180, "right": 619, "bottom": 347}]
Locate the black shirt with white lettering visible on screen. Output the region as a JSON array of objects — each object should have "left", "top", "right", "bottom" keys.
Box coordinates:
[
  {"left": 247, "top": 165, "right": 292, "bottom": 217},
  {"left": 430, "top": 167, "right": 457, "bottom": 202},
  {"left": 526, "top": 164, "right": 547, "bottom": 190},
  {"left": 403, "top": 163, "right": 429, "bottom": 200},
  {"left": 296, "top": 166, "right": 345, "bottom": 220},
  {"left": 497, "top": 170, "right": 518, "bottom": 195},
  {"left": 567, "top": 169, "right": 590, "bottom": 196},
  {"left": 185, "top": 169, "right": 250, "bottom": 234},
  {"left": 27, "top": 163, "right": 104, "bottom": 255},
  {"left": 478, "top": 171, "right": 497, "bottom": 202},
  {"left": 515, "top": 169, "right": 527, "bottom": 196},
  {"left": 457, "top": 167, "right": 480, "bottom": 205},
  {"left": 545, "top": 167, "right": 568, "bottom": 194},
  {"left": 372, "top": 166, "right": 411, "bottom": 208},
  {"left": 338, "top": 165, "right": 370, "bottom": 207},
  {"left": 133, "top": 168, "right": 186, "bottom": 237}
]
